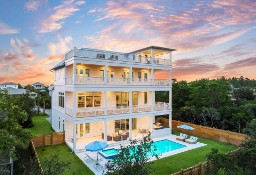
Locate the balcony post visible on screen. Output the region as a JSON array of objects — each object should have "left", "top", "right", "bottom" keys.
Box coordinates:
[
  {"left": 73, "top": 61, "right": 77, "bottom": 85},
  {"left": 151, "top": 68, "right": 154, "bottom": 85},
  {"left": 129, "top": 91, "right": 132, "bottom": 113},
  {"left": 104, "top": 65, "right": 108, "bottom": 84},
  {"left": 151, "top": 48, "right": 154, "bottom": 64},
  {"left": 152, "top": 91, "right": 155, "bottom": 111},
  {"left": 72, "top": 122, "right": 77, "bottom": 152},
  {"left": 129, "top": 66, "right": 132, "bottom": 84},
  {"left": 129, "top": 118, "right": 132, "bottom": 139},
  {"left": 73, "top": 91, "right": 77, "bottom": 117},
  {"left": 104, "top": 91, "right": 108, "bottom": 115},
  {"left": 104, "top": 120, "right": 107, "bottom": 142}
]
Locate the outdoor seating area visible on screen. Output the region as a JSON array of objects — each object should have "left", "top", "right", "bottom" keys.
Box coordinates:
[
  {"left": 101, "top": 131, "right": 129, "bottom": 142},
  {"left": 176, "top": 133, "right": 188, "bottom": 141},
  {"left": 138, "top": 128, "right": 150, "bottom": 134},
  {"left": 185, "top": 136, "right": 198, "bottom": 144}
]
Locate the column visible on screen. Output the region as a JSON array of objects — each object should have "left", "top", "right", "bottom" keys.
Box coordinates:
[
  {"left": 129, "top": 118, "right": 132, "bottom": 139},
  {"left": 104, "top": 120, "right": 107, "bottom": 142},
  {"left": 151, "top": 68, "right": 154, "bottom": 85},
  {"left": 150, "top": 48, "right": 154, "bottom": 64},
  {"left": 73, "top": 90, "right": 77, "bottom": 117},
  {"left": 73, "top": 62, "right": 76, "bottom": 85},
  {"left": 104, "top": 65, "right": 108, "bottom": 84},
  {"left": 104, "top": 91, "right": 108, "bottom": 115},
  {"left": 151, "top": 115, "right": 154, "bottom": 135},
  {"left": 129, "top": 90, "right": 133, "bottom": 113},
  {"left": 169, "top": 113, "right": 172, "bottom": 134},
  {"left": 151, "top": 91, "right": 155, "bottom": 112},
  {"left": 129, "top": 66, "right": 132, "bottom": 84},
  {"left": 73, "top": 122, "right": 77, "bottom": 152}
]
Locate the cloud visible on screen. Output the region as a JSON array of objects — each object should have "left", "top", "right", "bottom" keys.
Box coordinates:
[
  {"left": 25, "top": 0, "right": 40, "bottom": 11},
  {"left": 10, "top": 38, "right": 36, "bottom": 61},
  {"left": 0, "top": 21, "right": 19, "bottom": 34},
  {"left": 225, "top": 57, "right": 256, "bottom": 70},
  {"left": 38, "top": 0, "right": 85, "bottom": 33},
  {"left": 48, "top": 36, "right": 73, "bottom": 55}
]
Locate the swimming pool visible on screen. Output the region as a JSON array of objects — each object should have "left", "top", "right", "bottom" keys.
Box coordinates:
[{"left": 99, "top": 139, "right": 186, "bottom": 159}]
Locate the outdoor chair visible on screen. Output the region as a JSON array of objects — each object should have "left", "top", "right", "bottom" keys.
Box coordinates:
[
  {"left": 185, "top": 136, "right": 198, "bottom": 144},
  {"left": 176, "top": 133, "right": 187, "bottom": 141}
]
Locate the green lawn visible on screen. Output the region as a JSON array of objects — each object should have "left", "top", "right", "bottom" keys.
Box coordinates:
[
  {"left": 150, "top": 132, "right": 237, "bottom": 175},
  {"left": 29, "top": 115, "right": 53, "bottom": 136},
  {"left": 36, "top": 144, "right": 94, "bottom": 175}
]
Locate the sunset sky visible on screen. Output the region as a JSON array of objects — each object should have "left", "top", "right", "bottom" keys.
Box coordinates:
[{"left": 0, "top": 0, "right": 255, "bottom": 85}]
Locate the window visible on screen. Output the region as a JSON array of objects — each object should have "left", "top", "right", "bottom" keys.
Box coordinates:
[
  {"left": 85, "top": 123, "right": 90, "bottom": 133},
  {"left": 86, "top": 69, "right": 90, "bottom": 77},
  {"left": 58, "top": 92, "right": 64, "bottom": 108},
  {"left": 144, "top": 92, "right": 147, "bottom": 104},
  {"left": 59, "top": 117, "right": 60, "bottom": 129},
  {"left": 94, "top": 96, "right": 101, "bottom": 107},
  {"left": 80, "top": 69, "right": 83, "bottom": 75},
  {"left": 116, "top": 92, "right": 129, "bottom": 107},
  {"left": 80, "top": 124, "right": 83, "bottom": 137},
  {"left": 115, "top": 119, "right": 129, "bottom": 132},
  {"left": 86, "top": 96, "right": 93, "bottom": 107},
  {"left": 63, "top": 120, "right": 65, "bottom": 131},
  {"left": 78, "top": 96, "right": 85, "bottom": 108},
  {"left": 110, "top": 72, "right": 114, "bottom": 78},
  {"left": 138, "top": 72, "right": 141, "bottom": 81},
  {"left": 144, "top": 72, "right": 148, "bottom": 81},
  {"left": 132, "top": 92, "right": 138, "bottom": 106}
]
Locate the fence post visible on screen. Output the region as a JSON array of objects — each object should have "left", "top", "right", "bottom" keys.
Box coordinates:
[
  {"left": 181, "top": 169, "right": 183, "bottom": 175},
  {"left": 199, "top": 162, "right": 202, "bottom": 175}
]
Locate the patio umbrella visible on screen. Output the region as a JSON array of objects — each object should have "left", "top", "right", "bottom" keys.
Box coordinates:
[
  {"left": 85, "top": 141, "right": 108, "bottom": 161},
  {"left": 177, "top": 124, "right": 195, "bottom": 135}
]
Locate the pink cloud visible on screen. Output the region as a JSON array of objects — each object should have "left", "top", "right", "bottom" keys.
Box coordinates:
[{"left": 0, "top": 21, "right": 19, "bottom": 34}]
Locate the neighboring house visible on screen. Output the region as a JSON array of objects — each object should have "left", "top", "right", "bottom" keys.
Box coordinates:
[
  {"left": 32, "top": 82, "right": 45, "bottom": 91},
  {"left": 28, "top": 91, "right": 38, "bottom": 99},
  {"left": 51, "top": 46, "right": 174, "bottom": 152},
  {"left": 48, "top": 85, "right": 54, "bottom": 96},
  {"left": 0, "top": 82, "right": 18, "bottom": 89}
]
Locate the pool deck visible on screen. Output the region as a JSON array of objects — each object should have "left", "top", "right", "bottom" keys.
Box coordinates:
[{"left": 75, "top": 134, "right": 206, "bottom": 175}]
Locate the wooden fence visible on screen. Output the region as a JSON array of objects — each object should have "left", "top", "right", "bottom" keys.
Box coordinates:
[
  {"left": 29, "top": 141, "right": 43, "bottom": 174},
  {"left": 159, "top": 118, "right": 246, "bottom": 146},
  {"left": 32, "top": 132, "right": 65, "bottom": 147}
]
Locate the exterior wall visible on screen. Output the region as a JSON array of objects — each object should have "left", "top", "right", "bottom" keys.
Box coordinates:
[
  {"left": 76, "top": 64, "right": 105, "bottom": 77},
  {"left": 133, "top": 68, "right": 151, "bottom": 80},
  {"left": 136, "top": 116, "right": 152, "bottom": 130},
  {"left": 107, "top": 120, "right": 115, "bottom": 135},
  {"left": 54, "top": 67, "right": 65, "bottom": 85},
  {"left": 76, "top": 121, "right": 103, "bottom": 138},
  {"left": 52, "top": 108, "right": 65, "bottom": 132}
]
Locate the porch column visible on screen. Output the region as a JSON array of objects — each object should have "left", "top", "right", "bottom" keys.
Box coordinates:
[
  {"left": 129, "top": 66, "right": 132, "bottom": 84},
  {"left": 151, "top": 48, "right": 154, "bottom": 64},
  {"left": 104, "top": 91, "right": 108, "bottom": 115},
  {"left": 129, "top": 91, "right": 133, "bottom": 113},
  {"left": 151, "top": 91, "right": 155, "bottom": 112},
  {"left": 73, "top": 122, "right": 77, "bottom": 152},
  {"left": 73, "top": 90, "right": 77, "bottom": 117},
  {"left": 104, "top": 65, "right": 108, "bottom": 84},
  {"left": 129, "top": 118, "right": 132, "bottom": 139},
  {"left": 73, "top": 61, "right": 76, "bottom": 85},
  {"left": 104, "top": 120, "right": 107, "bottom": 142},
  {"left": 151, "top": 68, "right": 154, "bottom": 85},
  {"left": 169, "top": 113, "right": 172, "bottom": 134}
]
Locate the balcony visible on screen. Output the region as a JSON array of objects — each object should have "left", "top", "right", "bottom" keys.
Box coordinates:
[
  {"left": 65, "top": 102, "right": 171, "bottom": 118},
  {"left": 65, "top": 76, "right": 171, "bottom": 86}
]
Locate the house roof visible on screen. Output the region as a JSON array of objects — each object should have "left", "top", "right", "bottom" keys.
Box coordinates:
[
  {"left": 32, "top": 82, "right": 44, "bottom": 86},
  {"left": 0, "top": 82, "right": 18, "bottom": 85},
  {"left": 128, "top": 46, "right": 176, "bottom": 54},
  {"left": 6, "top": 87, "right": 26, "bottom": 95}
]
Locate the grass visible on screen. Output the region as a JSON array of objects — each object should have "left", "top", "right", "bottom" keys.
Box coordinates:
[
  {"left": 29, "top": 115, "right": 53, "bottom": 136},
  {"left": 36, "top": 144, "right": 94, "bottom": 175},
  {"left": 150, "top": 131, "right": 237, "bottom": 175}
]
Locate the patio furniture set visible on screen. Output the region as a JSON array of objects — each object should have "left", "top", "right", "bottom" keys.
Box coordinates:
[
  {"left": 176, "top": 133, "right": 198, "bottom": 144},
  {"left": 102, "top": 130, "right": 129, "bottom": 142}
]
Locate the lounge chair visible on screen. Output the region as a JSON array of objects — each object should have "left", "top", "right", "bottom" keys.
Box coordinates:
[
  {"left": 176, "top": 133, "right": 187, "bottom": 141},
  {"left": 185, "top": 136, "right": 198, "bottom": 144}
]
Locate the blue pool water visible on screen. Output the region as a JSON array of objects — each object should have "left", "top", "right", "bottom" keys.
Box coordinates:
[{"left": 100, "top": 139, "right": 185, "bottom": 159}]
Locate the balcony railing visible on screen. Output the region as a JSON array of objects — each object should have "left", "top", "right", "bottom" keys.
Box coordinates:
[
  {"left": 65, "top": 76, "right": 170, "bottom": 86},
  {"left": 65, "top": 102, "right": 171, "bottom": 118},
  {"left": 66, "top": 48, "right": 171, "bottom": 66}
]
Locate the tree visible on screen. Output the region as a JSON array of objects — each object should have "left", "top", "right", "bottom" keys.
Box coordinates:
[
  {"left": 199, "top": 107, "right": 221, "bottom": 127},
  {"left": 177, "top": 106, "right": 196, "bottom": 123},
  {"left": 243, "top": 119, "right": 256, "bottom": 139},
  {"left": 233, "top": 87, "right": 255, "bottom": 101},
  {"left": 0, "top": 90, "right": 31, "bottom": 160},
  {"left": 105, "top": 134, "right": 159, "bottom": 175}
]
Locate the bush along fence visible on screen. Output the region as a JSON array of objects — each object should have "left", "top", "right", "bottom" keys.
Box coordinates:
[
  {"left": 171, "top": 150, "right": 238, "bottom": 175},
  {"left": 159, "top": 118, "right": 246, "bottom": 146},
  {"left": 29, "top": 141, "right": 43, "bottom": 174},
  {"left": 32, "top": 132, "right": 65, "bottom": 147}
]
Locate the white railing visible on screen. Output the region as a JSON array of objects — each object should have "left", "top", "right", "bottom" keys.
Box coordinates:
[
  {"left": 76, "top": 76, "right": 104, "bottom": 84},
  {"left": 154, "top": 79, "right": 171, "bottom": 86},
  {"left": 107, "top": 106, "right": 130, "bottom": 115},
  {"left": 132, "top": 105, "right": 152, "bottom": 113},
  {"left": 65, "top": 107, "right": 74, "bottom": 116},
  {"left": 76, "top": 107, "right": 105, "bottom": 117},
  {"left": 132, "top": 78, "right": 151, "bottom": 85},
  {"left": 108, "top": 78, "right": 130, "bottom": 85},
  {"left": 65, "top": 77, "right": 73, "bottom": 85},
  {"left": 154, "top": 102, "right": 171, "bottom": 111}
]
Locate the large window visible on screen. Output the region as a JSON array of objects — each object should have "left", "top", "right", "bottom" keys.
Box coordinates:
[
  {"left": 86, "top": 96, "right": 93, "bottom": 107},
  {"left": 85, "top": 69, "right": 90, "bottom": 77},
  {"left": 78, "top": 96, "right": 85, "bottom": 108},
  {"left": 116, "top": 92, "right": 129, "bottom": 107},
  {"left": 115, "top": 119, "right": 129, "bottom": 132},
  {"left": 85, "top": 123, "right": 90, "bottom": 133},
  {"left": 132, "top": 92, "right": 138, "bottom": 106},
  {"left": 144, "top": 92, "right": 147, "bottom": 104},
  {"left": 58, "top": 92, "right": 64, "bottom": 108}
]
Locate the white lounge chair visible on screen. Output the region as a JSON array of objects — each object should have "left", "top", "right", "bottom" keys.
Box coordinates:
[
  {"left": 176, "top": 133, "right": 187, "bottom": 141},
  {"left": 185, "top": 136, "right": 198, "bottom": 144}
]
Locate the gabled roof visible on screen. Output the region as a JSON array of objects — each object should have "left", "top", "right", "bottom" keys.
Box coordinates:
[
  {"left": 5, "top": 87, "right": 26, "bottom": 95},
  {"left": 0, "top": 82, "right": 18, "bottom": 85}
]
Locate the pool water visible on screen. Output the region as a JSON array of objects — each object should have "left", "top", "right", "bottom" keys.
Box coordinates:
[{"left": 100, "top": 139, "right": 185, "bottom": 159}]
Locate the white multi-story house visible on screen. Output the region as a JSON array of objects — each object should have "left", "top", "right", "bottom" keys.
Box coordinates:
[
  {"left": 0, "top": 82, "right": 18, "bottom": 89},
  {"left": 32, "top": 82, "right": 45, "bottom": 91},
  {"left": 51, "top": 46, "right": 174, "bottom": 152}
]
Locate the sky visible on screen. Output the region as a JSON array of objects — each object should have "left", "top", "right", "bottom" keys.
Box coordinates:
[{"left": 0, "top": 0, "right": 255, "bottom": 85}]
